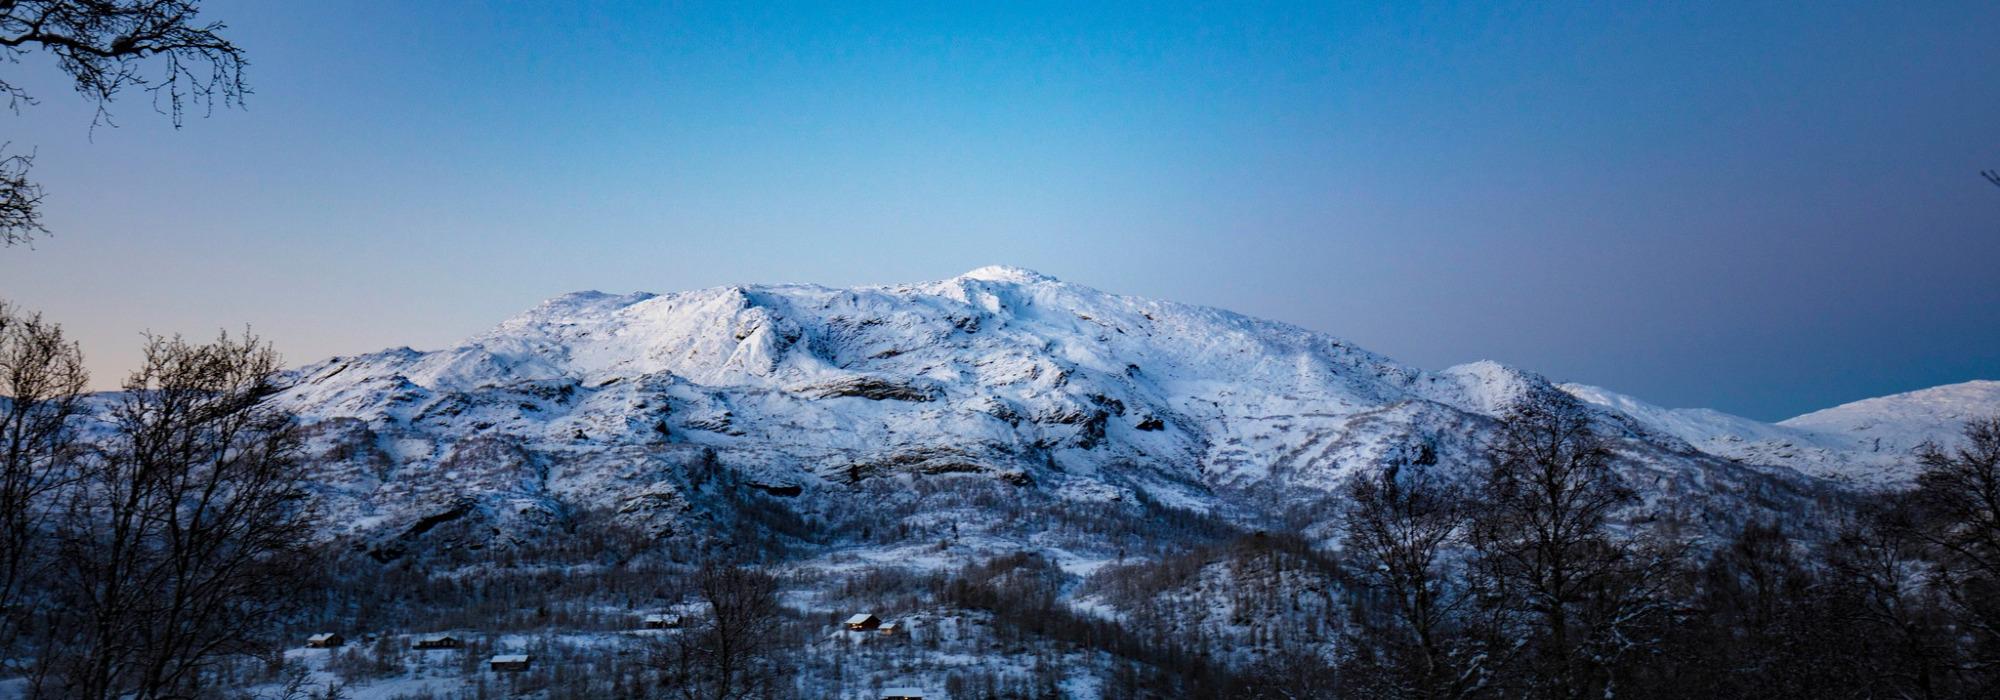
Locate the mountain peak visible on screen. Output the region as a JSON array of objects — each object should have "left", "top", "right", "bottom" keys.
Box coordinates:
[{"left": 955, "top": 265, "right": 1059, "bottom": 284}]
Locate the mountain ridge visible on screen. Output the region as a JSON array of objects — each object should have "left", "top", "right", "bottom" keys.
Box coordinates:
[
  {"left": 265, "top": 267, "right": 1990, "bottom": 556},
  {"left": 1564, "top": 379, "right": 1998, "bottom": 487}
]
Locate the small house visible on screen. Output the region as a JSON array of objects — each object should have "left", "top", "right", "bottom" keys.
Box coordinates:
[
  {"left": 489, "top": 654, "right": 532, "bottom": 672},
  {"left": 878, "top": 621, "right": 900, "bottom": 635},
  {"left": 643, "top": 613, "right": 683, "bottom": 629},
  {"left": 306, "top": 633, "right": 344, "bottom": 648},
  {"left": 881, "top": 688, "right": 925, "bottom": 700},
  {"left": 844, "top": 613, "right": 881, "bottom": 631},
  {"left": 412, "top": 634, "right": 463, "bottom": 650}
]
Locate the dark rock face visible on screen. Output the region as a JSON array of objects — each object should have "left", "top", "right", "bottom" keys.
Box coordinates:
[
  {"left": 801, "top": 376, "right": 939, "bottom": 402},
  {"left": 368, "top": 498, "right": 477, "bottom": 562},
  {"left": 749, "top": 482, "right": 803, "bottom": 497}
]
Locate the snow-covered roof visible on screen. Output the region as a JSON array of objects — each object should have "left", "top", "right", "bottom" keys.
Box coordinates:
[
  {"left": 880, "top": 689, "right": 925, "bottom": 699},
  {"left": 643, "top": 613, "right": 680, "bottom": 621},
  {"left": 307, "top": 633, "right": 338, "bottom": 641},
  {"left": 490, "top": 654, "right": 530, "bottom": 663},
  {"left": 418, "top": 634, "right": 457, "bottom": 642},
  {"left": 845, "top": 613, "right": 876, "bottom": 624}
]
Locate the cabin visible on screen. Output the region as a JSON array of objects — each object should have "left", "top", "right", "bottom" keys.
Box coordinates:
[
  {"left": 306, "top": 633, "right": 344, "bottom": 648},
  {"left": 881, "top": 688, "right": 925, "bottom": 700},
  {"left": 643, "top": 613, "right": 683, "bottom": 629},
  {"left": 489, "top": 654, "right": 532, "bottom": 672},
  {"left": 844, "top": 613, "right": 881, "bottom": 631},
  {"left": 878, "top": 621, "right": 900, "bottom": 635},
  {"left": 412, "top": 634, "right": 463, "bottom": 650}
]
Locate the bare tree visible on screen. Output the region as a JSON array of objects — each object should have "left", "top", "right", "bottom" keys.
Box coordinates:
[
  {"left": 1341, "top": 462, "right": 1476, "bottom": 700},
  {"left": 655, "top": 561, "right": 784, "bottom": 700},
  {"left": 0, "top": 302, "right": 86, "bottom": 663},
  {"left": 1467, "top": 400, "right": 1673, "bottom": 700},
  {"left": 1, "top": 0, "right": 248, "bottom": 246},
  {"left": 1911, "top": 417, "right": 2000, "bottom": 680},
  {"left": 1823, "top": 502, "right": 1957, "bottom": 700},
  {"left": 33, "top": 331, "right": 316, "bottom": 700}
]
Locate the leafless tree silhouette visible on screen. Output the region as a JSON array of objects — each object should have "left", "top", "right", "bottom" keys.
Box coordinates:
[
  {"left": 653, "top": 561, "right": 783, "bottom": 700},
  {"left": 30, "top": 331, "right": 317, "bottom": 700},
  {"left": 1467, "top": 399, "right": 1680, "bottom": 700},
  {"left": 0, "top": 302, "right": 86, "bottom": 668},
  {"left": 1341, "top": 462, "right": 1477, "bottom": 699},
  {"left": 1911, "top": 417, "right": 2000, "bottom": 674}
]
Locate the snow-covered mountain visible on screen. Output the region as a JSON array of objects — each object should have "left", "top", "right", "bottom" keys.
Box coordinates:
[
  {"left": 1563, "top": 380, "right": 2000, "bottom": 488},
  {"left": 1782, "top": 380, "right": 2000, "bottom": 454},
  {"left": 267, "top": 266, "right": 1991, "bottom": 556}
]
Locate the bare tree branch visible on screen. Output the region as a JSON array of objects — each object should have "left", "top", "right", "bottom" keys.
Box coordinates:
[
  {"left": 0, "top": 1, "right": 246, "bottom": 247},
  {"left": 0, "top": 145, "right": 46, "bottom": 245}
]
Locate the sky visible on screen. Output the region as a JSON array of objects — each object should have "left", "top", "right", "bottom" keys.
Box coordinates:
[{"left": 2, "top": 1, "right": 1997, "bottom": 421}]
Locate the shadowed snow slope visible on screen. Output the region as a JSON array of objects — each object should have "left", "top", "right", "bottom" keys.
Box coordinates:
[{"left": 267, "top": 267, "right": 1990, "bottom": 552}]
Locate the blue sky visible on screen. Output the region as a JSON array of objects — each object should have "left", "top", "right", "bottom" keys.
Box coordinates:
[{"left": 2, "top": 1, "right": 1997, "bottom": 420}]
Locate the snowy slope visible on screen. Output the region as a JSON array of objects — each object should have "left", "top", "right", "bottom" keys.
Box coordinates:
[
  {"left": 1781, "top": 380, "right": 2000, "bottom": 458},
  {"left": 1564, "top": 381, "right": 2000, "bottom": 488},
  {"left": 281, "top": 266, "right": 1428, "bottom": 489},
  {"left": 271, "top": 267, "right": 1479, "bottom": 545},
  {"left": 263, "top": 267, "right": 1945, "bottom": 554},
  {"left": 1781, "top": 381, "right": 2000, "bottom": 443}
]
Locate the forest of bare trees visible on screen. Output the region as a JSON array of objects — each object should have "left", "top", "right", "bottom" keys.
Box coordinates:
[{"left": 1331, "top": 404, "right": 2000, "bottom": 700}]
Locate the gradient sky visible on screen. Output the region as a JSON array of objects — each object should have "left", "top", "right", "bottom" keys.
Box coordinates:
[{"left": 2, "top": 1, "right": 1997, "bottom": 420}]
